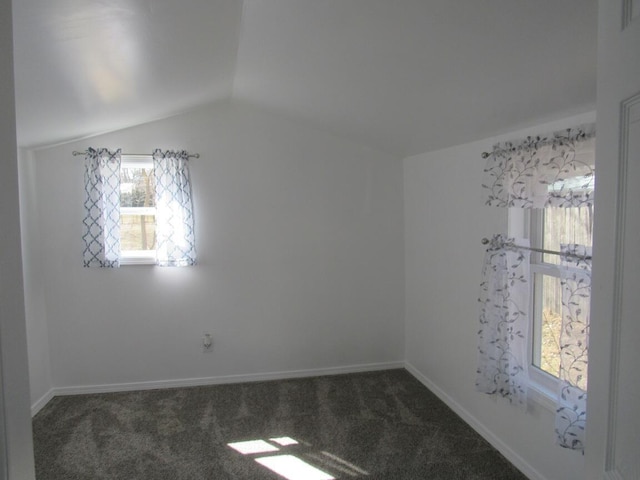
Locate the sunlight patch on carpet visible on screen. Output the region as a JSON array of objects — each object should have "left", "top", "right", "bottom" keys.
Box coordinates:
[
  {"left": 255, "top": 454, "right": 335, "bottom": 480},
  {"left": 321, "top": 450, "right": 369, "bottom": 475},
  {"left": 227, "top": 436, "right": 366, "bottom": 479},
  {"left": 270, "top": 437, "right": 299, "bottom": 446},
  {"left": 227, "top": 440, "right": 280, "bottom": 455}
]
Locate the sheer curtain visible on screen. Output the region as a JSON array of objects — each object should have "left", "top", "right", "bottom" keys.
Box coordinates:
[
  {"left": 482, "top": 124, "right": 595, "bottom": 209},
  {"left": 476, "top": 234, "right": 530, "bottom": 407},
  {"left": 478, "top": 124, "right": 594, "bottom": 452},
  {"left": 82, "top": 148, "right": 121, "bottom": 268},
  {"left": 153, "top": 149, "right": 196, "bottom": 267},
  {"left": 555, "top": 244, "right": 591, "bottom": 451}
]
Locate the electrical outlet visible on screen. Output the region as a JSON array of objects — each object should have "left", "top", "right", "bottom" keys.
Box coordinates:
[{"left": 202, "top": 333, "right": 213, "bottom": 352}]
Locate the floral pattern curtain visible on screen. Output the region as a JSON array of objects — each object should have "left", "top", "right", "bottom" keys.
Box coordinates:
[
  {"left": 82, "top": 148, "right": 121, "bottom": 267},
  {"left": 482, "top": 124, "right": 595, "bottom": 208},
  {"left": 478, "top": 123, "right": 595, "bottom": 452},
  {"left": 555, "top": 244, "right": 591, "bottom": 452},
  {"left": 153, "top": 149, "right": 196, "bottom": 267},
  {"left": 476, "top": 234, "right": 530, "bottom": 408}
]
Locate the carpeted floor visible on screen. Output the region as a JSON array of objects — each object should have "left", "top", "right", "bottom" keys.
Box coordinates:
[{"left": 33, "top": 369, "right": 528, "bottom": 480}]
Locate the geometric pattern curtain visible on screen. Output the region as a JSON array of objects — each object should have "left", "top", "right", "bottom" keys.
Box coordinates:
[
  {"left": 482, "top": 124, "right": 595, "bottom": 208},
  {"left": 555, "top": 244, "right": 591, "bottom": 452},
  {"left": 153, "top": 149, "right": 197, "bottom": 267},
  {"left": 82, "top": 148, "right": 121, "bottom": 268},
  {"left": 476, "top": 234, "right": 531, "bottom": 408}
]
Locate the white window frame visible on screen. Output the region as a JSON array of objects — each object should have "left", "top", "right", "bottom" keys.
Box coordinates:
[
  {"left": 508, "top": 209, "right": 559, "bottom": 409},
  {"left": 528, "top": 208, "right": 565, "bottom": 402},
  {"left": 511, "top": 203, "right": 594, "bottom": 409},
  {"left": 120, "top": 155, "right": 156, "bottom": 265}
]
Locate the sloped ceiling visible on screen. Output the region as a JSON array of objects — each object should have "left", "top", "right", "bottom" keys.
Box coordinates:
[
  {"left": 12, "top": 0, "right": 597, "bottom": 157},
  {"left": 13, "top": 0, "right": 243, "bottom": 149}
]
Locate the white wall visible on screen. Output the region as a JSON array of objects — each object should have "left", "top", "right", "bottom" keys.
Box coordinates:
[
  {"left": 18, "top": 148, "right": 53, "bottom": 409},
  {"left": 404, "top": 111, "right": 595, "bottom": 480},
  {"left": 586, "top": 3, "right": 640, "bottom": 477},
  {"left": 23, "top": 101, "right": 405, "bottom": 394},
  {"left": 19, "top": 67, "right": 604, "bottom": 480},
  {"left": 0, "top": 0, "right": 36, "bottom": 477}
]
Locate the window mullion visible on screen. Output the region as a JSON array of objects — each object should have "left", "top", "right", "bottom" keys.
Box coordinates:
[
  {"left": 531, "top": 272, "right": 543, "bottom": 369},
  {"left": 121, "top": 207, "right": 156, "bottom": 216},
  {"left": 531, "top": 263, "right": 563, "bottom": 277}
]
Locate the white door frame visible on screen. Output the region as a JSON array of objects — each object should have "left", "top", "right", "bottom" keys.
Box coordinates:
[{"left": 588, "top": 1, "right": 640, "bottom": 479}]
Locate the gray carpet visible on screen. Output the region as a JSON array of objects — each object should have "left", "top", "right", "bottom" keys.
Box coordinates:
[{"left": 33, "top": 369, "right": 528, "bottom": 479}]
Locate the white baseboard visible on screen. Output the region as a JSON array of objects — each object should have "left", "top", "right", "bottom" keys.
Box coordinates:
[
  {"left": 32, "top": 361, "right": 404, "bottom": 414},
  {"left": 404, "top": 362, "right": 544, "bottom": 480},
  {"left": 31, "top": 388, "right": 55, "bottom": 416}
]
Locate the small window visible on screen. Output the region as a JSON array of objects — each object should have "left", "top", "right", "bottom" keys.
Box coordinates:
[
  {"left": 120, "top": 156, "right": 156, "bottom": 264},
  {"left": 529, "top": 206, "right": 593, "bottom": 389}
]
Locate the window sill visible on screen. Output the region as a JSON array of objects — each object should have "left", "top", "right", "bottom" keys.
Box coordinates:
[
  {"left": 527, "top": 366, "right": 559, "bottom": 412},
  {"left": 120, "top": 251, "right": 156, "bottom": 266},
  {"left": 528, "top": 381, "right": 557, "bottom": 412}
]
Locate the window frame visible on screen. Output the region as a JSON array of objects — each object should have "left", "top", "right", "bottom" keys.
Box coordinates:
[
  {"left": 528, "top": 208, "right": 564, "bottom": 401},
  {"left": 509, "top": 207, "right": 593, "bottom": 408},
  {"left": 119, "top": 155, "right": 156, "bottom": 266},
  {"left": 507, "top": 209, "right": 560, "bottom": 408}
]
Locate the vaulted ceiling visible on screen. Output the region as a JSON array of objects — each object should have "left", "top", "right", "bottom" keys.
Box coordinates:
[{"left": 12, "top": 0, "right": 597, "bottom": 157}]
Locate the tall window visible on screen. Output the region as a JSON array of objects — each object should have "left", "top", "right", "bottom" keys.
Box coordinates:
[
  {"left": 529, "top": 206, "right": 593, "bottom": 390},
  {"left": 120, "top": 156, "right": 157, "bottom": 264}
]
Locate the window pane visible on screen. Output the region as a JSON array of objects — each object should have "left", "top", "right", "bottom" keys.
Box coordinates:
[
  {"left": 537, "top": 274, "right": 562, "bottom": 377},
  {"left": 120, "top": 167, "right": 156, "bottom": 208},
  {"left": 121, "top": 214, "right": 156, "bottom": 251},
  {"left": 542, "top": 206, "right": 593, "bottom": 264},
  {"left": 120, "top": 162, "right": 157, "bottom": 255}
]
